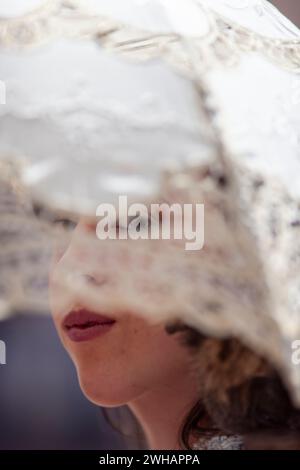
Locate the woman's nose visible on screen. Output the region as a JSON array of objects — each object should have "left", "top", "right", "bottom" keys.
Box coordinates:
[
  {"left": 82, "top": 274, "right": 107, "bottom": 288},
  {"left": 52, "top": 243, "right": 108, "bottom": 289}
]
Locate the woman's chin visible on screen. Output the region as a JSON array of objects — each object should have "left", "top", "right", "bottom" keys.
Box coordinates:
[{"left": 76, "top": 371, "right": 138, "bottom": 407}]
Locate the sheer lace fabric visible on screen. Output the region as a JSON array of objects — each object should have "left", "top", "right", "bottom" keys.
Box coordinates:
[{"left": 1, "top": 1, "right": 300, "bottom": 404}]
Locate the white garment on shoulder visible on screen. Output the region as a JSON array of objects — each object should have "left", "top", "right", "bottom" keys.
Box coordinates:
[{"left": 193, "top": 434, "right": 244, "bottom": 450}]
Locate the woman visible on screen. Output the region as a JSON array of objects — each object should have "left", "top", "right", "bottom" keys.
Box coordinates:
[
  {"left": 49, "top": 216, "right": 245, "bottom": 450},
  {"left": 1, "top": 0, "right": 300, "bottom": 450},
  {"left": 49, "top": 219, "right": 198, "bottom": 450},
  {"left": 50, "top": 264, "right": 201, "bottom": 449},
  {"left": 49, "top": 213, "right": 300, "bottom": 450}
]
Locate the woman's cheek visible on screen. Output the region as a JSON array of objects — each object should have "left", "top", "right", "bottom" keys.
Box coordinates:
[{"left": 59, "top": 319, "right": 149, "bottom": 404}]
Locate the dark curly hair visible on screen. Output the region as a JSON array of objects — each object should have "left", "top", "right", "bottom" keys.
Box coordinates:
[{"left": 165, "top": 321, "right": 300, "bottom": 450}]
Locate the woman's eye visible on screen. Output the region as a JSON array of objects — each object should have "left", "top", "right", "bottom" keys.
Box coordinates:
[
  {"left": 135, "top": 216, "right": 154, "bottom": 232},
  {"left": 133, "top": 217, "right": 146, "bottom": 232},
  {"left": 115, "top": 220, "right": 127, "bottom": 232},
  {"left": 53, "top": 218, "right": 77, "bottom": 231},
  {"left": 115, "top": 216, "right": 155, "bottom": 233}
]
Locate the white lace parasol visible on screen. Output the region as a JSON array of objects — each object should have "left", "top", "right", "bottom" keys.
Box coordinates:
[{"left": 1, "top": 0, "right": 300, "bottom": 405}]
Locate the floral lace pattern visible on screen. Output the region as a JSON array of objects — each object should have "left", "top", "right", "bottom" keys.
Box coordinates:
[
  {"left": 1, "top": 1, "right": 300, "bottom": 409},
  {"left": 0, "top": 0, "right": 299, "bottom": 73},
  {"left": 193, "top": 434, "right": 244, "bottom": 450}
]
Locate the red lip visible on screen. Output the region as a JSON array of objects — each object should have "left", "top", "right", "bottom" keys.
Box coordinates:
[{"left": 63, "top": 309, "right": 116, "bottom": 342}]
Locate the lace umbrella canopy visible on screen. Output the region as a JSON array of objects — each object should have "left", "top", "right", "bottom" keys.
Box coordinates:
[{"left": 1, "top": 0, "right": 300, "bottom": 406}]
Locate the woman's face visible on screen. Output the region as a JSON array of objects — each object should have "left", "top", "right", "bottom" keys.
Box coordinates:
[{"left": 50, "top": 218, "right": 192, "bottom": 407}]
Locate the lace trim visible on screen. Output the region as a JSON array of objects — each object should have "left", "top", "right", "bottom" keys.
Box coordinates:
[
  {"left": 193, "top": 434, "right": 244, "bottom": 450},
  {"left": 0, "top": 0, "right": 299, "bottom": 73}
]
